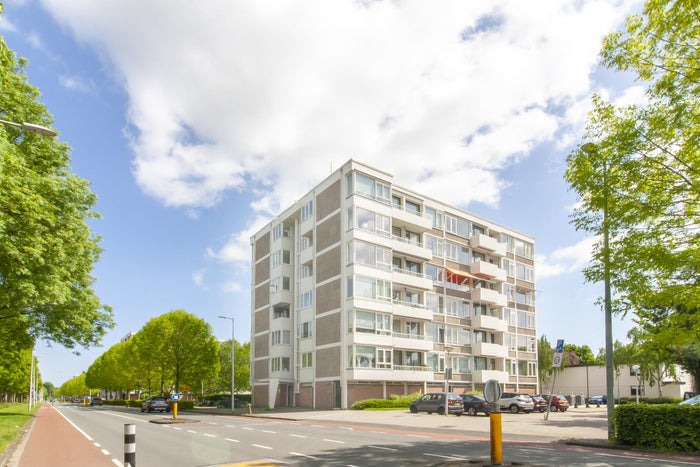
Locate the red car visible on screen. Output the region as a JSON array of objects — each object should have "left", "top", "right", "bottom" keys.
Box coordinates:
[{"left": 539, "top": 394, "right": 570, "bottom": 412}]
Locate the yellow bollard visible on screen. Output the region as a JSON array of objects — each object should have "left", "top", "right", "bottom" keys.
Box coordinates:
[
  {"left": 490, "top": 412, "right": 502, "bottom": 465},
  {"left": 173, "top": 402, "right": 178, "bottom": 419}
]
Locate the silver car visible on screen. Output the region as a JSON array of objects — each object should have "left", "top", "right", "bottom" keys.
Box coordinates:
[{"left": 497, "top": 392, "right": 534, "bottom": 413}]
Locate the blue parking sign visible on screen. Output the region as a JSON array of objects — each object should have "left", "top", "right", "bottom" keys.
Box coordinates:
[{"left": 556, "top": 339, "right": 564, "bottom": 353}]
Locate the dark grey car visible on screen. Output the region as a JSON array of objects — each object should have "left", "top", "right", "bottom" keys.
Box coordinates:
[
  {"left": 141, "top": 396, "right": 171, "bottom": 413},
  {"left": 410, "top": 392, "right": 464, "bottom": 416}
]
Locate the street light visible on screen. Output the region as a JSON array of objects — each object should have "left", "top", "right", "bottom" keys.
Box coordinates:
[
  {"left": 0, "top": 118, "right": 57, "bottom": 137},
  {"left": 581, "top": 142, "right": 615, "bottom": 440},
  {"left": 218, "top": 315, "right": 235, "bottom": 413}
]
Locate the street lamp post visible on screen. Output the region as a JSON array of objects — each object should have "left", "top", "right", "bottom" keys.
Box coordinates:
[
  {"left": 0, "top": 118, "right": 57, "bottom": 137},
  {"left": 218, "top": 315, "right": 235, "bottom": 413}
]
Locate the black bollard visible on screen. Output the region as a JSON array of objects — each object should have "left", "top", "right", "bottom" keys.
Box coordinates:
[{"left": 124, "top": 423, "right": 136, "bottom": 467}]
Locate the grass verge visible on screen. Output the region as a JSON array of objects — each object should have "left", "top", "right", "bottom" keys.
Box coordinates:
[{"left": 0, "top": 403, "right": 37, "bottom": 457}]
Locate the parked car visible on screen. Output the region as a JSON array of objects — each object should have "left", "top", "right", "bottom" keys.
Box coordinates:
[
  {"left": 497, "top": 392, "right": 534, "bottom": 414},
  {"left": 679, "top": 395, "right": 700, "bottom": 406},
  {"left": 683, "top": 391, "right": 699, "bottom": 400},
  {"left": 71, "top": 397, "right": 80, "bottom": 403},
  {"left": 141, "top": 396, "right": 171, "bottom": 413},
  {"left": 588, "top": 395, "right": 607, "bottom": 407},
  {"left": 460, "top": 394, "right": 490, "bottom": 416},
  {"left": 410, "top": 392, "right": 464, "bottom": 416},
  {"left": 539, "top": 394, "right": 569, "bottom": 412},
  {"left": 89, "top": 397, "right": 103, "bottom": 406},
  {"left": 531, "top": 395, "right": 548, "bottom": 413}
]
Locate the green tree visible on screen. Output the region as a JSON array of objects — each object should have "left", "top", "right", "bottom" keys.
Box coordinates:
[
  {"left": 0, "top": 6, "right": 113, "bottom": 352},
  {"left": 217, "top": 339, "right": 251, "bottom": 395},
  {"left": 538, "top": 335, "right": 554, "bottom": 390},
  {"left": 57, "top": 373, "right": 89, "bottom": 399},
  {"left": 565, "top": 0, "right": 699, "bottom": 385},
  {"left": 132, "top": 310, "right": 219, "bottom": 395}
]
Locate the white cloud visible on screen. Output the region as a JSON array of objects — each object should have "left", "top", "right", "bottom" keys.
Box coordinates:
[
  {"left": 537, "top": 236, "right": 596, "bottom": 278},
  {"left": 192, "top": 269, "right": 206, "bottom": 289},
  {"left": 40, "top": 0, "right": 637, "bottom": 212},
  {"left": 59, "top": 74, "right": 95, "bottom": 93},
  {"left": 0, "top": 15, "right": 17, "bottom": 32}
]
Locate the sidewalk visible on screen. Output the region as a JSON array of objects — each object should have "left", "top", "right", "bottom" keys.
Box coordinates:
[{"left": 2, "top": 403, "right": 116, "bottom": 467}]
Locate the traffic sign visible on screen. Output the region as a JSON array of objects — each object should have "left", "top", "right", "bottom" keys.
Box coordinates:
[
  {"left": 555, "top": 339, "right": 565, "bottom": 353},
  {"left": 552, "top": 353, "right": 563, "bottom": 368},
  {"left": 183, "top": 385, "right": 190, "bottom": 392},
  {"left": 171, "top": 393, "right": 180, "bottom": 402},
  {"left": 483, "top": 379, "right": 502, "bottom": 403}
]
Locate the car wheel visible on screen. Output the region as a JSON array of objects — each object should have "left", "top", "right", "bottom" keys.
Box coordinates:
[
  {"left": 467, "top": 406, "right": 477, "bottom": 416},
  {"left": 148, "top": 407, "right": 152, "bottom": 413},
  {"left": 509, "top": 405, "right": 519, "bottom": 414},
  {"left": 550, "top": 405, "right": 558, "bottom": 412},
  {"left": 561, "top": 408, "right": 567, "bottom": 412},
  {"left": 437, "top": 407, "right": 445, "bottom": 415},
  {"left": 410, "top": 405, "right": 418, "bottom": 414},
  {"left": 455, "top": 412, "right": 462, "bottom": 417}
]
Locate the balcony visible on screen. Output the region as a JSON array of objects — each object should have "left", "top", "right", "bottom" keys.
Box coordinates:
[
  {"left": 470, "top": 260, "right": 506, "bottom": 282},
  {"left": 392, "top": 333, "right": 434, "bottom": 352},
  {"left": 471, "top": 287, "right": 507, "bottom": 307},
  {"left": 346, "top": 366, "right": 434, "bottom": 382},
  {"left": 392, "top": 236, "right": 432, "bottom": 261},
  {"left": 392, "top": 301, "right": 434, "bottom": 321},
  {"left": 472, "top": 341, "right": 508, "bottom": 358},
  {"left": 392, "top": 267, "right": 434, "bottom": 290},
  {"left": 392, "top": 206, "right": 433, "bottom": 232},
  {"left": 472, "top": 369, "right": 509, "bottom": 384},
  {"left": 471, "top": 314, "right": 508, "bottom": 333},
  {"left": 471, "top": 233, "right": 506, "bottom": 256}
]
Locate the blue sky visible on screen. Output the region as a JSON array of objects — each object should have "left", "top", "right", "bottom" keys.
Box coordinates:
[{"left": 1, "top": 0, "right": 642, "bottom": 386}]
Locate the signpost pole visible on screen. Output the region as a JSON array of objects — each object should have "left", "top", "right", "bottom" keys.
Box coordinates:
[{"left": 483, "top": 379, "right": 502, "bottom": 465}]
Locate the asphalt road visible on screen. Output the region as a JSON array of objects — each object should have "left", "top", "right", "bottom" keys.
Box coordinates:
[{"left": 34, "top": 404, "right": 700, "bottom": 466}]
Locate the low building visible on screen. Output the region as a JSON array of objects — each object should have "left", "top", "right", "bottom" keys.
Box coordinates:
[{"left": 553, "top": 364, "right": 693, "bottom": 401}]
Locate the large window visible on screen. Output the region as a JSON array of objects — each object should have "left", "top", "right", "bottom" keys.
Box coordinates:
[
  {"left": 272, "top": 223, "right": 290, "bottom": 241},
  {"left": 425, "top": 207, "right": 443, "bottom": 228},
  {"left": 271, "top": 330, "right": 291, "bottom": 345},
  {"left": 300, "top": 352, "right": 313, "bottom": 368},
  {"left": 273, "top": 305, "right": 290, "bottom": 319},
  {"left": 271, "top": 357, "right": 290, "bottom": 372},
  {"left": 348, "top": 275, "right": 392, "bottom": 302},
  {"left": 350, "top": 207, "right": 391, "bottom": 237},
  {"left": 514, "top": 239, "right": 534, "bottom": 259},
  {"left": 349, "top": 240, "right": 391, "bottom": 270},
  {"left": 445, "top": 215, "right": 470, "bottom": 238},
  {"left": 349, "top": 345, "right": 392, "bottom": 368},
  {"left": 516, "top": 263, "right": 535, "bottom": 282},
  {"left": 425, "top": 235, "right": 444, "bottom": 258},
  {"left": 271, "top": 249, "right": 291, "bottom": 268},
  {"left": 445, "top": 297, "right": 469, "bottom": 318},
  {"left": 445, "top": 241, "right": 469, "bottom": 264},
  {"left": 353, "top": 172, "right": 390, "bottom": 204},
  {"left": 352, "top": 310, "right": 390, "bottom": 335},
  {"left": 405, "top": 200, "right": 421, "bottom": 216},
  {"left": 297, "top": 290, "right": 313, "bottom": 309}
]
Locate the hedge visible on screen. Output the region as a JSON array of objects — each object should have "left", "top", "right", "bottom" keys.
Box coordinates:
[{"left": 614, "top": 404, "right": 700, "bottom": 452}]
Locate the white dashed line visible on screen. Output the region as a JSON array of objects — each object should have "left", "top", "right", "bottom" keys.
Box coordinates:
[
  {"left": 253, "top": 444, "right": 273, "bottom": 450},
  {"left": 323, "top": 439, "right": 345, "bottom": 444},
  {"left": 241, "top": 427, "right": 254, "bottom": 431},
  {"left": 224, "top": 438, "right": 240, "bottom": 443},
  {"left": 368, "top": 445, "right": 397, "bottom": 451},
  {"left": 262, "top": 430, "right": 276, "bottom": 433},
  {"left": 204, "top": 433, "right": 216, "bottom": 438},
  {"left": 289, "top": 434, "right": 306, "bottom": 438},
  {"left": 290, "top": 452, "right": 319, "bottom": 460}
]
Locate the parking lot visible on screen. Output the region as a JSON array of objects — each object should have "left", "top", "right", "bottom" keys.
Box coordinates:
[{"left": 244, "top": 404, "right": 610, "bottom": 442}]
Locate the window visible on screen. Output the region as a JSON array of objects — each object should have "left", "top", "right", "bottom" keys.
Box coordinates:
[
  {"left": 301, "top": 352, "right": 313, "bottom": 368},
  {"left": 348, "top": 275, "right": 392, "bottom": 301},
  {"left": 271, "top": 357, "right": 291, "bottom": 372},
  {"left": 506, "top": 334, "right": 516, "bottom": 350},
  {"left": 273, "top": 305, "right": 290, "bottom": 319},
  {"left": 301, "top": 199, "right": 314, "bottom": 221},
  {"left": 349, "top": 240, "right": 391, "bottom": 270},
  {"left": 515, "top": 289, "right": 535, "bottom": 306},
  {"left": 445, "top": 215, "right": 470, "bottom": 238},
  {"left": 377, "top": 349, "right": 392, "bottom": 368},
  {"left": 445, "top": 241, "right": 468, "bottom": 264},
  {"left": 514, "top": 239, "right": 534, "bottom": 259},
  {"left": 425, "top": 235, "right": 444, "bottom": 258},
  {"left": 517, "top": 359, "right": 536, "bottom": 376},
  {"left": 425, "top": 207, "right": 443, "bottom": 228},
  {"left": 271, "top": 249, "right": 291, "bottom": 268},
  {"left": 354, "top": 345, "right": 376, "bottom": 368},
  {"left": 298, "top": 290, "right": 313, "bottom": 309},
  {"left": 271, "top": 330, "right": 291, "bottom": 345},
  {"left": 353, "top": 310, "right": 390, "bottom": 335},
  {"left": 354, "top": 173, "right": 390, "bottom": 203},
  {"left": 272, "top": 223, "right": 290, "bottom": 241},
  {"left": 353, "top": 207, "right": 391, "bottom": 237},
  {"left": 502, "top": 258, "right": 515, "bottom": 277},
  {"left": 299, "top": 263, "right": 312, "bottom": 279},
  {"left": 270, "top": 276, "right": 290, "bottom": 292},
  {"left": 299, "top": 321, "right": 313, "bottom": 338},
  {"left": 516, "top": 263, "right": 535, "bottom": 282},
  {"left": 630, "top": 385, "right": 645, "bottom": 396},
  {"left": 405, "top": 200, "right": 421, "bottom": 216}
]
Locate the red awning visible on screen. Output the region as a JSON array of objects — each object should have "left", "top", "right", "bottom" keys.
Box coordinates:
[{"left": 445, "top": 268, "right": 480, "bottom": 286}]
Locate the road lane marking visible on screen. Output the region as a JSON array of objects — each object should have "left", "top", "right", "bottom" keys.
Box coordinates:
[
  {"left": 425, "top": 453, "right": 462, "bottom": 460},
  {"left": 172, "top": 426, "right": 182, "bottom": 430},
  {"left": 187, "top": 430, "right": 197, "bottom": 434},
  {"left": 289, "top": 434, "right": 306, "bottom": 438},
  {"left": 224, "top": 438, "right": 240, "bottom": 443},
  {"left": 253, "top": 444, "right": 273, "bottom": 450},
  {"left": 204, "top": 433, "right": 216, "bottom": 437},
  {"left": 242, "top": 427, "right": 254, "bottom": 430},
  {"left": 323, "top": 439, "right": 345, "bottom": 444},
  {"left": 368, "top": 445, "right": 397, "bottom": 451},
  {"left": 408, "top": 434, "right": 430, "bottom": 438},
  {"left": 262, "top": 430, "right": 277, "bottom": 433},
  {"left": 290, "top": 452, "right": 319, "bottom": 460}
]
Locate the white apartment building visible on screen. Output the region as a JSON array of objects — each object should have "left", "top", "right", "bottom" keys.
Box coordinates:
[{"left": 250, "top": 160, "right": 538, "bottom": 409}]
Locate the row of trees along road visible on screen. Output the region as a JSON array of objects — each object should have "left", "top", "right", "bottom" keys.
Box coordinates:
[
  {"left": 565, "top": 0, "right": 699, "bottom": 390},
  {"left": 0, "top": 4, "right": 113, "bottom": 402},
  {"left": 75, "top": 310, "right": 250, "bottom": 398}
]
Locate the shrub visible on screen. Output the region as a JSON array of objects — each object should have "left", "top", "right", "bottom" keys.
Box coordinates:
[
  {"left": 351, "top": 392, "right": 423, "bottom": 410},
  {"left": 615, "top": 404, "right": 700, "bottom": 452}
]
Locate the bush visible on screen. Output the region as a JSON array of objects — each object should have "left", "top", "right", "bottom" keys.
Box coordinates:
[
  {"left": 615, "top": 404, "right": 700, "bottom": 452},
  {"left": 351, "top": 392, "right": 422, "bottom": 410},
  {"left": 617, "top": 396, "right": 681, "bottom": 405}
]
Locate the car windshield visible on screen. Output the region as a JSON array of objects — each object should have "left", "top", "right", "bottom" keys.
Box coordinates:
[{"left": 680, "top": 395, "right": 700, "bottom": 405}]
